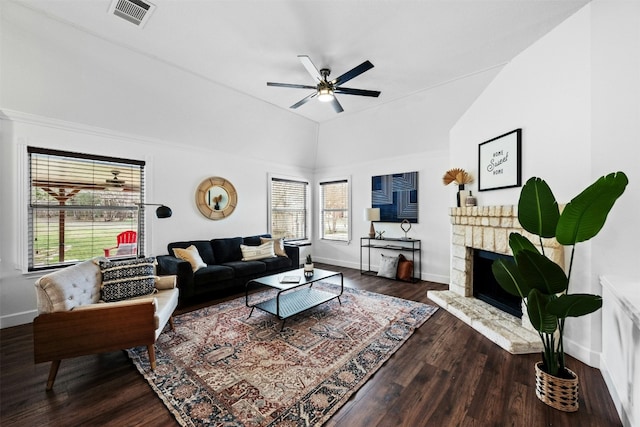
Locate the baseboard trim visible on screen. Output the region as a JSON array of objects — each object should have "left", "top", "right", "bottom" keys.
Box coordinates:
[
  {"left": 600, "top": 357, "right": 628, "bottom": 426},
  {"left": 1, "top": 309, "right": 37, "bottom": 329},
  {"left": 313, "top": 257, "right": 448, "bottom": 284},
  {"left": 563, "top": 337, "right": 601, "bottom": 369}
]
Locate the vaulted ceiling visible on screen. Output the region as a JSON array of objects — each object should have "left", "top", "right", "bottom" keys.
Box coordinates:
[{"left": 13, "top": 0, "right": 590, "bottom": 123}]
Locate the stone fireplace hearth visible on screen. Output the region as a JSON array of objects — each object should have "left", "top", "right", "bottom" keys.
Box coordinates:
[{"left": 428, "top": 205, "right": 564, "bottom": 354}]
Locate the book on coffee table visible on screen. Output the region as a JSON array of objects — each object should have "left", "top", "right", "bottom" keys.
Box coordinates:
[{"left": 280, "top": 275, "right": 301, "bottom": 284}]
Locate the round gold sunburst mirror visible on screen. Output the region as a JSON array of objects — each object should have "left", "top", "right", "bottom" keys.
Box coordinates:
[{"left": 196, "top": 176, "right": 237, "bottom": 220}]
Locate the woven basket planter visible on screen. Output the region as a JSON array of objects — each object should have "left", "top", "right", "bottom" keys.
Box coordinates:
[{"left": 534, "top": 361, "right": 579, "bottom": 412}]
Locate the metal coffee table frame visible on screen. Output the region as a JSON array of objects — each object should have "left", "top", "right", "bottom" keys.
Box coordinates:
[{"left": 245, "top": 268, "right": 343, "bottom": 330}]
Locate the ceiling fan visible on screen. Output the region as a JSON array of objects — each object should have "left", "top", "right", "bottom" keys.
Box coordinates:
[
  {"left": 105, "top": 170, "right": 125, "bottom": 191},
  {"left": 267, "top": 55, "right": 381, "bottom": 113}
]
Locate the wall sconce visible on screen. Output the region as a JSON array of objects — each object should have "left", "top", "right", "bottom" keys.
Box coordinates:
[{"left": 136, "top": 203, "right": 172, "bottom": 257}]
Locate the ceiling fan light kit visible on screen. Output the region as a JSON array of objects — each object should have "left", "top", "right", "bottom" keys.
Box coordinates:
[
  {"left": 267, "top": 55, "right": 380, "bottom": 113},
  {"left": 317, "top": 87, "right": 334, "bottom": 102}
]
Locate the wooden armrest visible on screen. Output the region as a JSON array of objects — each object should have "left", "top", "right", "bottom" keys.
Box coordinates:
[{"left": 33, "top": 301, "right": 156, "bottom": 364}]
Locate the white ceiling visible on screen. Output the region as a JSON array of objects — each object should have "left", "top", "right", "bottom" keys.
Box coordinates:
[{"left": 14, "top": 0, "right": 590, "bottom": 123}]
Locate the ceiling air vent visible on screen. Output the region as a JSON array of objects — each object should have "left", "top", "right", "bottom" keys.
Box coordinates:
[{"left": 109, "top": 0, "right": 156, "bottom": 27}]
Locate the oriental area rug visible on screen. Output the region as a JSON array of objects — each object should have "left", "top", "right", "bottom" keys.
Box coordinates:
[{"left": 127, "top": 283, "right": 437, "bottom": 426}]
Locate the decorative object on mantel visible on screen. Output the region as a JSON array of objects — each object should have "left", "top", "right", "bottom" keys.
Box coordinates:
[
  {"left": 375, "top": 230, "right": 385, "bottom": 239},
  {"left": 478, "top": 129, "right": 522, "bottom": 191},
  {"left": 491, "top": 171, "right": 628, "bottom": 412},
  {"left": 442, "top": 168, "right": 473, "bottom": 207},
  {"left": 465, "top": 191, "right": 477, "bottom": 207},
  {"left": 304, "top": 254, "right": 314, "bottom": 278},
  {"left": 365, "top": 207, "right": 380, "bottom": 238},
  {"left": 400, "top": 219, "right": 412, "bottom": 239}
]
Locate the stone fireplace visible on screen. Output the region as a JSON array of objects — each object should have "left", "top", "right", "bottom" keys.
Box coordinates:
[{"left": 427, "top": 205, "right": 564, "bottom": 354}]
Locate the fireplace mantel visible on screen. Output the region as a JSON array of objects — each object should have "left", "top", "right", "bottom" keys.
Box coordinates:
[{"left": 428, "top": 205, "right": 564, "bottom": 354}]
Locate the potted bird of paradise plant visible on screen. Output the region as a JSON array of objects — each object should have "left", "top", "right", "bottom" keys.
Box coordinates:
[{"left": 491, "top": 171, "right": 628, "bottom": 412}]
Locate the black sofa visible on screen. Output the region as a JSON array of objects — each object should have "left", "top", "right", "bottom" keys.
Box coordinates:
[{"left": 156, "top": 234, "right": 299, "bottom": 300}]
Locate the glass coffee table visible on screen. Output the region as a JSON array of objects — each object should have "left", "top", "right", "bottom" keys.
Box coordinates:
[{"left": 245, "top": 268, "right": 343, "bottom": 330}]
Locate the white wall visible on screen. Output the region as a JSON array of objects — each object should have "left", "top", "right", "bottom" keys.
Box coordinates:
[
  {"left": 312, "top": 67, "right": 502, "bottom": 283},
  {"left": 0, "top": 2, "right": 319, "bottom": 169},
  {"left": 591, "top": 1, "right": 640, "bottom": 425},
  {"left": 451, "top": 0, "right": 639, "bottom": 421},
  {"left": 313, "top": 150, "right": 450, "bottom": 283},
  {"left": 0, "top": 113, "right": 316, "bottom": 327},
  {"left": 0, "top": 1, "right": 319, "bottom": 328}
]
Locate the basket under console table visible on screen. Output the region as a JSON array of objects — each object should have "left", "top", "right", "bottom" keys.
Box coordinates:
[{"left": 360, "top": 237, "right": 421, "bottom": 282}]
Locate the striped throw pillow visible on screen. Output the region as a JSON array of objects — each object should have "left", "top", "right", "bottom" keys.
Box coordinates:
[
  {"left": 99, "top": 257, "right": 156, "bottom": 302},
  {"left": 240, "top": 242, "right": 275, "bottom": 261}
]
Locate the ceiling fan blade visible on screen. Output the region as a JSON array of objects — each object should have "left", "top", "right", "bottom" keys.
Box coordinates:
[
  {"left": 334, "top": 87, "right": 381, "bottom": 97},
  {"left": 290, "top": 92, "right": 317, "bottom": 109},
  {"left": 332, "top": 60, "right": 374, "bottom": 86},
  {"left": 267, "top": 82, "right": 317, "bottom": 89},
  {"left": 298, "top": 55, "right": 323, "bottom": 82},
  {"left": 330, "top": 97, "right": 344, "bottom": 113}
]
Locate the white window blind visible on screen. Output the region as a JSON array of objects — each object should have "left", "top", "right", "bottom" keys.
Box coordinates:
[
  {"left": 28, "top": 147, "right": 145, "bottom": 271},
  {"left": 320, "top": 179, "right": 350, "bottom": 242},
  {"left": 270, "top": 177, "right": 308, "bottom": 240}
]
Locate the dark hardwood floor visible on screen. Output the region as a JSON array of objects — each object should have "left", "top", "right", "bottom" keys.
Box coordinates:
[{"left": 1, "top": 264, "right": 622, "bottom": 426}]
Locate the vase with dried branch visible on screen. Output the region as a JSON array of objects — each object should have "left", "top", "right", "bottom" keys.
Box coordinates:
[{"left": 443, "top": 168, "right": 474, "bottom": 207}]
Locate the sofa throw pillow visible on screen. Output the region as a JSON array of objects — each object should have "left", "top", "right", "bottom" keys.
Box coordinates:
[
  {"left": 173, "top": 245, "right": 207, "bottom": 272},
  {"left": 396, "top": 254, "right": 414, "bottom": 282},
  {"left": 99, "top": 257, "right": 156, "bottom": 302},
  {"left": 377, "top": 254, "right": 399, "bottom": 279},
  {"left": 241, "top": 241, "right": 275, "bottom": 261},
  {"left": 260, "top": 236, "right": 288, "bottom": 257}
]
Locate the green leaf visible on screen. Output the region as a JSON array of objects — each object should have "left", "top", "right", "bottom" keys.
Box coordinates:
[
  {"left": 515, "top": 250, "right": 568, "bottom": 294},
  {"left": 556, "top": 172, "right": 628, "bottom": 245},
  {"left": 547, "top": 294, "right": 603, "bottom": 318},
  {"left": 518, "top": 177, "right": 560, "bottom": 238},
  {"left": 508, "top": 233, "right": 539, "bottom": 256},
  {"left": 527, "top": 289, "right": 558, "bottom": 334},
  {"left": 491, "top": 258, "right": 530, "bottom": 298}
]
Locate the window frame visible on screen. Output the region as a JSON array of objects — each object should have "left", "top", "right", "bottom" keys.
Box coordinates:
[
  {"left": 268, "top": 173, "right": 311, "bottom": 242},
  {"left": 318, "top": 176, "right": 351, "bottom": 243},
  {"left": 27, "top": 146, "right": 145, "bottom": 271}
]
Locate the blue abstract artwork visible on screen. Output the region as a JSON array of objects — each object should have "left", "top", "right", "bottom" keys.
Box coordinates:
[{"left": 371, "top": 171, "right": 418, "bottom": 223}]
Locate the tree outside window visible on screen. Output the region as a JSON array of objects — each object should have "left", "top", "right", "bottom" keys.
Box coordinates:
[
  {"left": 320, "top": 179, "right": 350, "bottom": 242},
  {"left": 269, "top": 177, "right": 309, "bottom": 240},
  {"left": 28, "top": 147, "right": 144, "bottom": 271}
]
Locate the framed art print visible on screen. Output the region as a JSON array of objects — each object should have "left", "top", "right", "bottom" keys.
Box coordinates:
[
  {"left": 371, "top": 171, "right": 418, "bottom": 223},
  {"left": 478, "top": 129, "right": 522, "bottom": 191}
]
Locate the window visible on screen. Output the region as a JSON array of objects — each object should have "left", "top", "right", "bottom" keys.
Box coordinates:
[
  {"left": 269, "top": 176, "right": 309, "bottom": 240},
  {"left": 319, "top": 178, "right": 350, "bottom": 242},
  {"left": 28, "top": 147, "right": 144, "bottom": 271}
]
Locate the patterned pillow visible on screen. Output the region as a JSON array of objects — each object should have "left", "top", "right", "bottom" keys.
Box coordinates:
[
  {"left": 240, "top": 241, "right": 275, "bottom": 261},
  {"left": 377, "top": 254, "right": 399, "bottom": 279},
  {"left": 99, "top": 257, "right": 156, "bottom": 302}
]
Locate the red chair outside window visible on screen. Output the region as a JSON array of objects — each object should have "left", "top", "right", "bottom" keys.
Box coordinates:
[{"left": 103, "top": 230, "right": 137, "bottom": 257}]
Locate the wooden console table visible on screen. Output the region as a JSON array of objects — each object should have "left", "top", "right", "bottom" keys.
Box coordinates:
[{"left": 360, "top": 237, "right": 421, "bottom": 282}]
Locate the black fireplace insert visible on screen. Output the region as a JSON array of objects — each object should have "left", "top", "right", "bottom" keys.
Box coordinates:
[{"left": 473, "top": 249, "right": 523, "bottom": 318}]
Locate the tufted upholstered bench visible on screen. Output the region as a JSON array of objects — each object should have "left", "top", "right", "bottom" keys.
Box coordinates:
[{"left": 33, "top": 258, "right": 179, "bottom": 390}]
